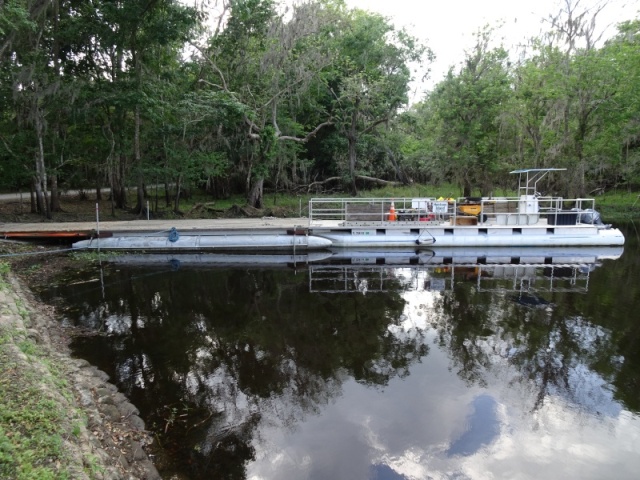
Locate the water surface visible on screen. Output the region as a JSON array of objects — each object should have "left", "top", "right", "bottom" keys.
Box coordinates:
[{"left": 39, "top": 223, "right": 640, "bottom": 479}]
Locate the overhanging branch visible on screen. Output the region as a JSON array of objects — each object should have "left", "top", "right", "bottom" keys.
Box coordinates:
[{"left": 278, "top": 119, "right": 333, "bottom": 143}]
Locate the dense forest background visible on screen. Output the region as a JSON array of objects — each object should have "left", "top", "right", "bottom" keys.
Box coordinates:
[{"left": 1, "top": 0, "right": 639, "bottom": 218}]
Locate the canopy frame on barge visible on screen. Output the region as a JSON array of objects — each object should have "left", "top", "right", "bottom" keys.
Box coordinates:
[{"left": 306, "top": 168, "right": 624, "bottom": 248}]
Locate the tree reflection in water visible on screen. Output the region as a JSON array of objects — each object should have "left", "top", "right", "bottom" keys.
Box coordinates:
[
  {"left": 43, "top": 266, "right": 427, "bottom": 478},
  {"left": 37, "top": 235, "right": 640, "bottom": 479},
  {"left": 433, "top": 260, "right": 631, "bottom": 416}
]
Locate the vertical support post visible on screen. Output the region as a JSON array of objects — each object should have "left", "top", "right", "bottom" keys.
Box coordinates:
[
  {"left": 292, "top": 227, "right": 298, "bottom": 271},
  {"left": 95, "top": 202, "right": 100, "bottom": 254},
  {"left": 97, "top": 201, "right": 105, "bottom": 300}
]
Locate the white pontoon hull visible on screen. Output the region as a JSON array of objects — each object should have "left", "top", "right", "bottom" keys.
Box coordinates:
[
  {"left": 314, "top": 224, "right": 625, "bottom": 248},
  {"left": 72, "top": 234, "right": 333, "bottom": 251}
]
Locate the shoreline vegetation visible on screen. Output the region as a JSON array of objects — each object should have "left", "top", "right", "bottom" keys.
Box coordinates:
[{"left": 0, "top": 188, "right": 638, "bottom": 479}]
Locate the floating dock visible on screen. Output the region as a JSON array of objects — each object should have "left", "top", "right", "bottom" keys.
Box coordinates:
[
  {"left": 0, "top": 172, "right": 626, "bottom": 252},
  {"left": 0, "top": 217, "right": 307, "bottom": 238},
  {"left": 0, "top": 218, "right": 327, "bottom": 251}
]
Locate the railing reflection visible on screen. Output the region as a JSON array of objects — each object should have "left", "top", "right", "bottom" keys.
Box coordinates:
[
  {"left": 104, "top": 246, "right": 623, "bottom": 297},
  {"left": 307, "top": 247, "right": 623, "bottom": 295}
]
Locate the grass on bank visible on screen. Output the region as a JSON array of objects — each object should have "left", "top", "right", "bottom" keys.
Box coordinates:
[
  {"left": 130, "top": 183, "right": 468, "bottom": 218},
  {"left": 184, "top": 184, "right": 640, "bottom": 222},
  {"left": 589, "top": 190, "right": 640, "bottom": 220},
  {"left": 0, "top": 262, "right": 88, "bottom": 480}
]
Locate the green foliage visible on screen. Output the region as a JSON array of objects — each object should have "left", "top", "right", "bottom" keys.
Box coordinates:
[
  {"left": 1, "top": 0, "right": 639, "bottom": 209},
  {"left": 422, "top": 26, "right": 511, "bottom": 196},
  {"left": 0, "top": 1, "right": 33, "bottom": 36},
  {"left": 326, "top": 7, "right": 429, "bottom": 190},
  {"left": 403, "top": 4, "right": 640, "bottom": 197}
]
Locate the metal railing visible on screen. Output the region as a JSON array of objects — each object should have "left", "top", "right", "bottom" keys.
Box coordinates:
[
  {"left": 308, "top": 197, "right": 451, "bottom": 224},
  {"left": 308, "top": 197, "right": 599, "bottom": 227}
]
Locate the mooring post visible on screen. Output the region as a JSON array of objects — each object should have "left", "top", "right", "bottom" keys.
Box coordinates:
[{"left": 95, "top": 202, "right": 100, "bottom": 254}]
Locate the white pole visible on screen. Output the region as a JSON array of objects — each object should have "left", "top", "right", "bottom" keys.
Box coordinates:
[{"left": 95, "top": 202, "right": 100, "bottom": 253}]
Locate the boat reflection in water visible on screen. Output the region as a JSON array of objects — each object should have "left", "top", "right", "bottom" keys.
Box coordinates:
[
  {"left": 107, "top": 246, "right": 623, "bottom": 298},
  {"left": 105, "top": 250, "right": 334, "bottom": 268},
  {"left": 61, "top": 243, "right": 637, "bottom": 480},
  {"left": 307, "top": 246, "right": 623, "bottom": 296}
]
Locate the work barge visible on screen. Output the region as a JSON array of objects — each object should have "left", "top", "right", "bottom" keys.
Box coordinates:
[{"left": 0, "top": 170, "right": 626, "bottom": 251}]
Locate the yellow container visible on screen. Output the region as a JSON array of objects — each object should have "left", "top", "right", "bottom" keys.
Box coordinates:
[{"left": 458, "top": 204, "right": 482, "bottom": 216}]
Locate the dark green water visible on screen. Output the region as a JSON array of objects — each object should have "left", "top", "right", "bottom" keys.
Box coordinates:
[{"left": 38, "top": 223, "right": 640, "bottom": 479}]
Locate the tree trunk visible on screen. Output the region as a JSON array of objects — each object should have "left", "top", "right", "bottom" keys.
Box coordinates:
[
  {"left": 133, "top": 160, "right": 144, "bottom": 212},
  {"left": 153, "top": 179, "right": 158, "bottom": 213},
  {"left": 246, "top": 162, "right": 253, "bottom": 195},
  {"left": 165, "top": 180, "right": 171, "bottom": 207},
  {"left": 355, "top": 175, "right": 402, "bottom": 186},
  {"left": 174, "top": 174, "right": 182, "bottom": 212},
  {"left": 134, "top": 106, "right": 145, "bottom": 215},
  {"left": 248, "top": 177, "right": 264, "bottom": 209},
  {"left": 30, "top": 179, "right": 37, "bottom": 214},
  {"left": 34, "top": 108, "right": 51, "bottom": 219},
  {"left": 462, "top": 179, "right": 472, "bottom": 198},
  {"left": 348, "top": 107, "right": 359, "bottom": 196},
  {"left": 109, "top": 42, "right": 127, "bottom": 213},
  {"left": 386, "top": 147, "right": 409, "bottom": 184},
  {"left": 50, "top": 174, "right": 61, "bottom": 212},
  {"left": 33, "top": 175, "right": 46, "bottom": 216},
  {"left": 111, "top": 169, "right": 127, "bottom": 209},
  {"left": 110, "top": 148, "right": 128, "bottom": 209},
  {"left": 291, "top": 152, "right": 298, "bottom": 185},
  {"left": 135, "top": 175, "right": 145, "bottom": 215}
]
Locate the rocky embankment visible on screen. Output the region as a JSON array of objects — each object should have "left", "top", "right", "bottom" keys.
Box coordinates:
[{"left": 0, "top": 272, "right": 161, "bottom": 480}]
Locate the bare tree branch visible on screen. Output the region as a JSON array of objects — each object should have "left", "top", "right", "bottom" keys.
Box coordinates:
[
  {"left": 190, "top": 42, "right": 232, "bottom": 95},
  {"left": 362, "top": 116, "right": 389, "bottom": 135},
  {"left": 278, "top": 119, "right": 334, "bottom": 143}
]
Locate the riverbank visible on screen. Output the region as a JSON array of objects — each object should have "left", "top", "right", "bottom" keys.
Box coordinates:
[{"left": 0, "top": 266, "right": 160, "bottom": 480}]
